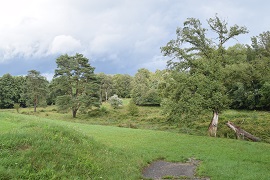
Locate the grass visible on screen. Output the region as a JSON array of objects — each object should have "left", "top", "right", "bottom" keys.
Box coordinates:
[
  {"left": 0, "top": 113, "right": 141, "bottom": 179},
  {"left": 1, "top": 112, "right": 270, "bottom": 179},
  {"left": 10, "top": 99, "right": 270, "bottom": 143}
]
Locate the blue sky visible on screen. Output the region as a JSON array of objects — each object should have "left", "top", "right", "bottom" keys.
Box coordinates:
[{"left": 0, "top": 0, "right": 269, "bottom": 80}]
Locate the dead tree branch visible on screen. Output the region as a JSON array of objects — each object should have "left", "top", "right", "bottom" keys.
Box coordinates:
[{"left": 226, "top": 121, "right": 260, "bottom": 142}]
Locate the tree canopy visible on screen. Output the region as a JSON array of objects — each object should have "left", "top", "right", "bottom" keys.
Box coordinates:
[
  {"left": 23, "top": 70, "right": 48, "bottom": 112},
  {"left": 54, "top": 53, "right": 100, "bottom": 118},
  {"left": 160, "top": 15, "right": 248, "bottom": 131}
]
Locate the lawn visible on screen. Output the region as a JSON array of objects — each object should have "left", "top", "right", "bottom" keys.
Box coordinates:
[{"left": 1, "top": 112, "right": 270, "bottom": 179}]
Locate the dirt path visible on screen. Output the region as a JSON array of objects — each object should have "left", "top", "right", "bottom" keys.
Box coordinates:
[{"left": 142, "top": 159, "right": 210, "bottom": 180}]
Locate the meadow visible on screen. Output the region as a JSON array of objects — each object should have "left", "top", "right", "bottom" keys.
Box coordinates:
[
  {"left": 1, "top": 100, "right": 270, "bottom": 179},
  {"left": 14, "top": 99, "right": 270, "bottom": 143}
]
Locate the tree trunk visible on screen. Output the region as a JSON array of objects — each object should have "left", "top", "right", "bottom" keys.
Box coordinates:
[
  {"left": 208, "top": 110, "right": 218, "bottom": 137},
  {"left": 72, "top": 109, "right": 77, "bottom": 118},
  {"left": 34, "top": 97, "right": 37, "bottom": 112},
  {"left": 226, "top": 121, "right": 260, "bottom": 142},
  {"left": 105, "top": 91, "right": 108, "bottom": 101},
  {"left": 100, "top": 87, "right": 103, "bottom": 103}
]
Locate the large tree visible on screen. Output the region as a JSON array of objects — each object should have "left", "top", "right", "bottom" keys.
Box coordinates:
[
  {"left": 97, "top": 73, "right": 113, "bottom": 102},
  {"left": 23, "top": 70, "right": 48, "bottom": 112},
  {"left": 112, "top": 74, "right": 133, "bottom": 98},
  {"left": 161, "top": 15, "right": 248, "bottom": 136},
  {"left": 225, "top": 32, "right": 270, "bottom": 110},
  {"left": 131, "top": 68, "right": 161, "bottom": 106},
  {"left": 54, "top": 53, "right": 100, "bottom": 118},
  {"left": 0, "top": 74, "right": 17, "bottom": 108}
]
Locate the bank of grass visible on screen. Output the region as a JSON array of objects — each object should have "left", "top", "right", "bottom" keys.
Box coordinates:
[
  {"left": 0, "top": 113, "right": 141, "bottom": 179},
  {"left": 1, "top": 112, "right": 270, "bottom": 179}
]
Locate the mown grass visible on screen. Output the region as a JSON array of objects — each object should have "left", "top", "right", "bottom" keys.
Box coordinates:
[{"left": 1, "top": 112, "right": 270, "bottom": 179}]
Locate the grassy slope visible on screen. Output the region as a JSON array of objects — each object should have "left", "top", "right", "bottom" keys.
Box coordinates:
[{"left": 1, "top": 112, "right": 270, "bottom": 179}]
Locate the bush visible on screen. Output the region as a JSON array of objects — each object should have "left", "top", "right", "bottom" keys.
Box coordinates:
[
  {"left": 100, "top": 106, "right": 108, "bottom": 114},
  {"left": 13, "top": 103, "right": 20, "bottom": 113},
  {"left": 108, "top": 95, "right": 123, "bottom": 109},
  {"left": 127, "top": 100, "right": 139, "bottom": 116}
]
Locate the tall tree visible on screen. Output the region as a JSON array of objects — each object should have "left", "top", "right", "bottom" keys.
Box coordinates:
[
  {"left": 161, "top": 15, "right": 248, "bottom": 136},
  {"left": 54, "top": 53, "right": 100, "bottom": 118},
  {"left": 131, "top": 68, "right": 161, "bottom": 105},
  {"left": 0, "top": 74, "right": 17, "bottom": 108},
  {"left": 23, "top": 70, "right": 48, "bottom": 112},
  {"left": 97, "top": 73, "right": 113, "bottom": 102},
  {"left": 112, "top": 74, "right": 133, "bottom": 98},
  {"left": 251, "top": 31, "right": 270, "bottom": 58}
]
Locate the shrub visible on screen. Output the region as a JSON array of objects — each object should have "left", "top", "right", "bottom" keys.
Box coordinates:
[
  {"left": 108, "top": 95, "right": 123, "bottom": 109},
  {"left": 100, "top": 106, "right": 108, "bottom": 114},
  {"left": 127, "top": 100, "right": 139, "bottom": 116},
  {"left": 13, "top": 103, "right": 20, "bottom": 113}
]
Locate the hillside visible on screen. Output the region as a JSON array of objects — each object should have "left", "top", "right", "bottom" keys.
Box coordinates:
[{"left": 1, "top": 112, "right": 270, "bottom": 179}]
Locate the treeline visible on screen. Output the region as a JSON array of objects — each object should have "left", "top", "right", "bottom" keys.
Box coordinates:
[
  {"left": 0, "top": 53, "right": 162, "bottom": 117},
  {"left": 1, "top": 15, "right": 270, "bottom": 122},
  {"left": 0, "top": 67, "right": 161, "bottom": 109}
]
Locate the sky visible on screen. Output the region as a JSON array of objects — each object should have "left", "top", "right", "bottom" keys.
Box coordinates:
[{"left": 0, "top": 0, "right": 270, "bottom": 80}]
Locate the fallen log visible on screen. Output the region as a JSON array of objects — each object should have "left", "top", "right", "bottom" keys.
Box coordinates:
[{"left": 226, "top": 121, "right": 261, "bottom": 142}]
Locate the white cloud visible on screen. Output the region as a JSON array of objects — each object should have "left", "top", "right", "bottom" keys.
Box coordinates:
[
  {"left": 48, "top": 35, "right": 82, "bottom": 55},
  {"left": 138, "top": 55, "right": 167, "bottom": 72},
  {"left": 41, "top": 72, "right": 54, "bottom": 82}
]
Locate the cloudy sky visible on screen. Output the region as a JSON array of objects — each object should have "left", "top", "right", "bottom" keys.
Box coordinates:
[{"left": 0, "top": 0, "right": 269, "bottom": 80}]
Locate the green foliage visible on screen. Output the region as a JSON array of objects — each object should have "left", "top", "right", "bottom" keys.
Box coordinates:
[
  {"left": 160, "top": 15, "right": 248, "bottom": 125},
  {"left": 259, "top": 82, "right": 270, "bottom": 109},
  {"left": 22, "top": 70, "right": 48, "bottom": 112},
  {"left": 0, "top": 74, "right": 26, "bottom": 109},
  {"left": 54, "top": 53, "right": 100, "bottom": 118},
  {"left": 127, "top": 99, "right": 139, "bottom": 116},
  {"left": 97, "top": 73, "right": 113, "bottom": 101},
  {"left": 131, "top": 68, "right": 161, "bottom": 106},
  {"left": 13, "top": 103, "right": 20, "bottom": 113},
  {"left": 0, "top": 74, "right": 16, "bottom": 108},
  {"left": 100, "top": 106, "right": 108, "bottom": 114},
  {"left": 112, "top": 74, "right": 133, "bottom": 98},
  {"left": 108, "top": 94, "right": 123, "bottom": 109}
]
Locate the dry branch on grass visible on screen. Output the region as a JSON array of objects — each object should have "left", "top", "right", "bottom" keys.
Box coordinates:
[{"left": 226, "top": 121, "right": 260, "bottom": 142}]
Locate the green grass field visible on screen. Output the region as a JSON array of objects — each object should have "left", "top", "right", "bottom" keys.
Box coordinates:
[
  {"left": 11, "top": 99, "right": 270, "bottom": 143},
  {"left": 1, "top": 111, "right": 270, "bottom": 179}
]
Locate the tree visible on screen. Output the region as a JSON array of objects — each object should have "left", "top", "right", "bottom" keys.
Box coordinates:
[
  {"left": 112, "top": 74, "right": 133, "bottom": 98},
  {"left": 224, "top": 32, "right": 270, "bottom": 110},
  {"left": 0, "top": 74, "right": 26, "bottom": 109},
  {"left": 23, "top": 70, "right": 48, "bottom": 112},
  {"left": 161, "top": 15, "right": 248, "bottom": 136},
  {"left": 251, "top": 31, "right": 270, "bottom": 58},
  {"left": 54, "top": 53, "right": 100, "bottom": 118},
  {"left": 108, "top": 94, "right": 123, "bottom": 109},
  {"left": 127, "top": 99, "right": 139, "bottom": 116},
  {"left": 97, "top": 73, "right": 113, "bottom": 102},
  {"left": 0, "top": 74, "right": 17, "bottom": 108},
  {"left": 47, "top": 78, "right": 67, "bottom": 105},
  {"left": 131, "top": 68, "right": 161, "bottom": 106}
]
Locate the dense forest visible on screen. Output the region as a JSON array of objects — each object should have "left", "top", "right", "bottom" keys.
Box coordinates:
[{"left": 1, "top": 16, "right": 270, "bottom": 130}]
